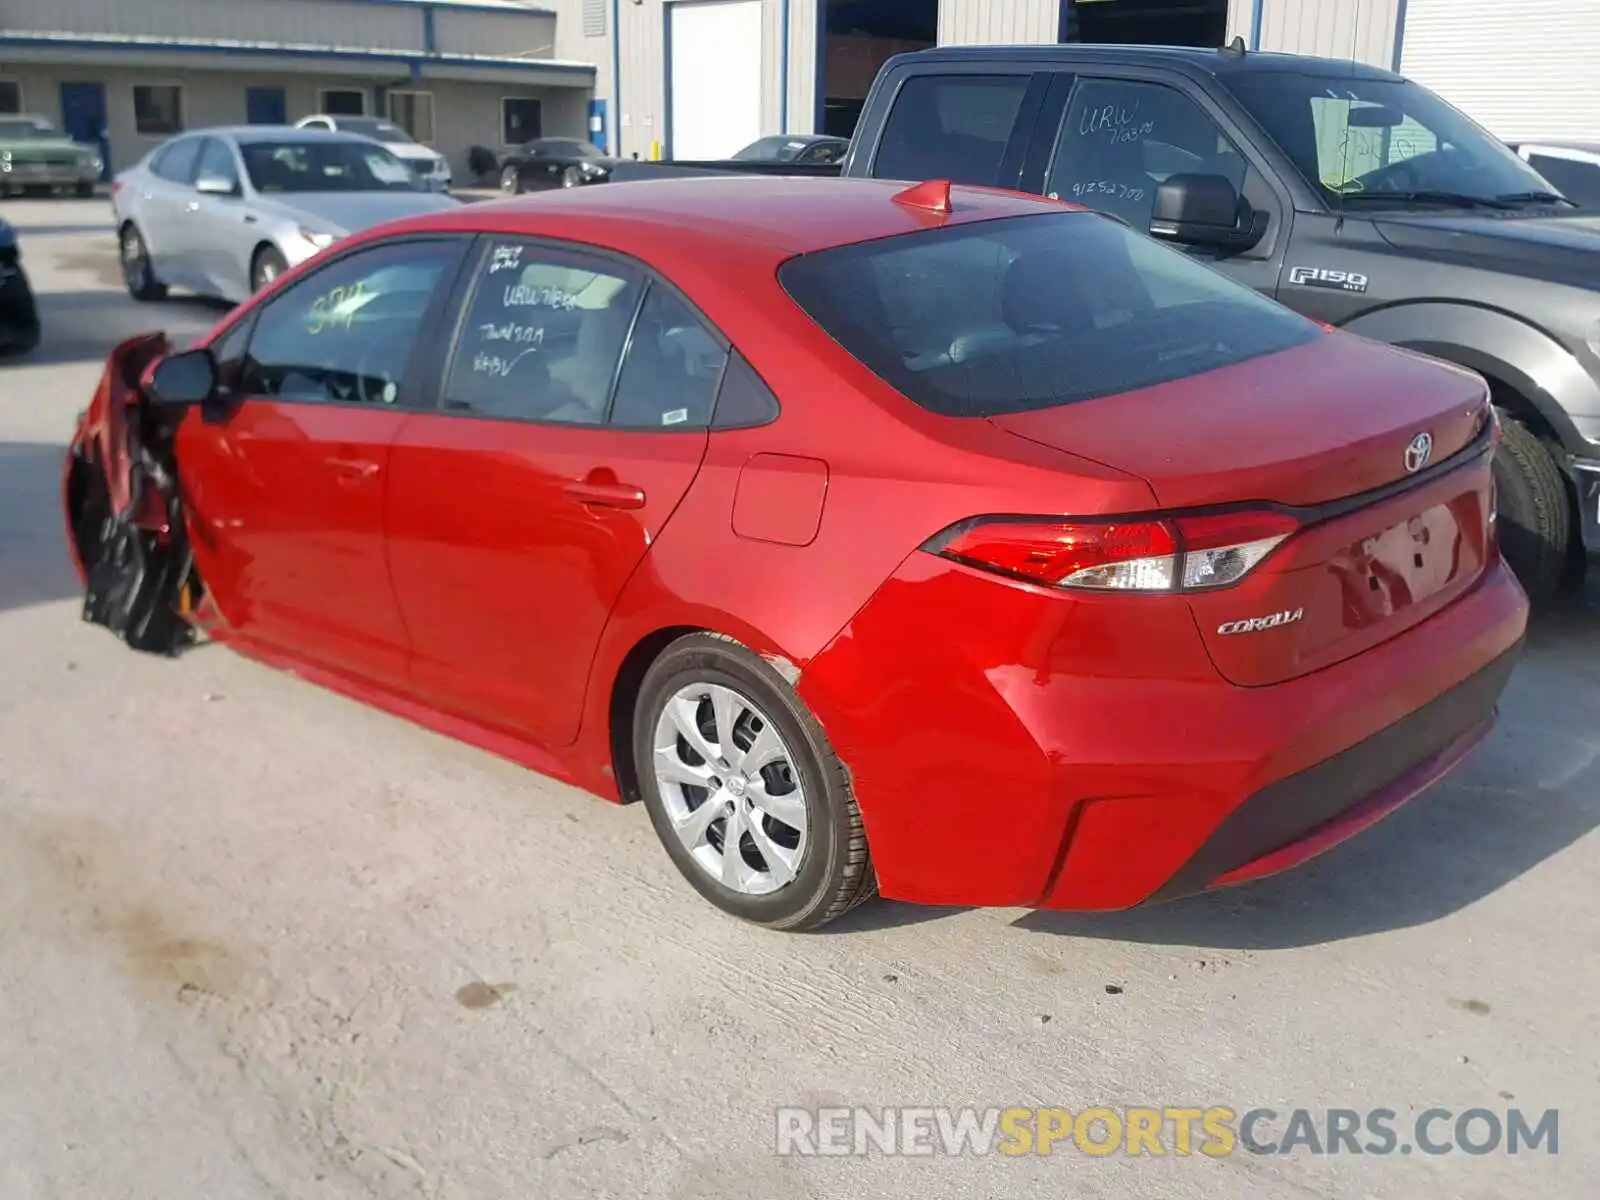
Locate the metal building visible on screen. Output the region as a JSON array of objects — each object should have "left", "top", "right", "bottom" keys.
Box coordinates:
[
  {"left": 3, "top": 0, "right": 1595, "bottom": 177},
  {"left": 608, "top": 0, "right": 1599, "bottom": 161},
  {"left": 0, "top": 0, "right": 611, "bottom": 183}
]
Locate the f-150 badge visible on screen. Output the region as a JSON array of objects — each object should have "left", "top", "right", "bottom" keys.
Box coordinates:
[{"left": 1289, "top": 266, "right": 1369, "bottom": 293}]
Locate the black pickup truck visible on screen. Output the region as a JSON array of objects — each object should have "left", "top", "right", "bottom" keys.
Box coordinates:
[{"left": 613, "top": 43, "right": 1600, "bottom": 605}]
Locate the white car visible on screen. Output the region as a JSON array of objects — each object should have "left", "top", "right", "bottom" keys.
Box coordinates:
[
  {"left": 1507, "top": 139, "right": 1600, "bottom": 210},
  {"left": 294, "top": 115, "right": 452, "bottom": 191}
]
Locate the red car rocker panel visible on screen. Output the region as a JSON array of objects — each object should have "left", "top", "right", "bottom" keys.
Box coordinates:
[{"left": 65, "top": 176, "right": 1529, "bottom": 931}]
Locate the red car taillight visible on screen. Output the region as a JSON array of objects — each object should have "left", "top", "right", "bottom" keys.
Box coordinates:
[{"left": 927, "top": 509, "right": 1300, "bottom": 593}]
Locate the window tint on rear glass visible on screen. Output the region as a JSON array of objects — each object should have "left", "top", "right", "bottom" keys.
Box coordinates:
[
  {"left": 778, "top": 212, "right": 1319, "bottom": 418},
  {"left": 607, "top": 284, "right": 728, "bottom": 429},
  {"left": 871, "top": 74, "right": 1030, "bottom": 186}
]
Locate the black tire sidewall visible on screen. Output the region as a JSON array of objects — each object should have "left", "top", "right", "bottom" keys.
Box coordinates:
[
  {"left": 633, "top": 636, "right": 848, "bottom": 929},
  {"left": 1492, "top": 415, "right": 1572, "bottom": 606}
]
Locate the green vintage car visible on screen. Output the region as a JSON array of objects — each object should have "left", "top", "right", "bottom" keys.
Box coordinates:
[{"left": 0, "top": 114, "right": 103, "bottom": 197}]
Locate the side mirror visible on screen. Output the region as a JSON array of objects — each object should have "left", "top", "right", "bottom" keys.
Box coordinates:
[
  {"left": 195, "top": 173, "right": 238, "bottom": 196},
  {"left": 147, "top": 348, "right": 219, "bottom": 408},
  {"left": 1149, "top": 173, "right": 1266, "bottom": 253}
]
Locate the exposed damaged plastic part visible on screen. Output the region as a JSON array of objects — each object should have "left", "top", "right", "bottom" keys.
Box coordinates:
[{"left": 72, "top": 332, "right": 203, "bottom": 657}]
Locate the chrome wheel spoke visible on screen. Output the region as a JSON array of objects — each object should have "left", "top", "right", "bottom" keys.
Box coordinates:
[
  {"left": 745, "top": 816, "right": 799, "bottom": 888},
  {"left": 665, "top": 694, "right": 718, "bottom": 765},
  {"left": 746, "top": 778, "right": 805, "bottom": 831},
  {"left": 720, "top": 804, "right": 750, "bottom": 889},
  {"left": 671, "top": 791, "right": 724, "bottom": 852},
  {"left": 741, "top": 722, "right": 785, "bottom": 774},
  {"left": 653, "top": 746, "right": 716, "bottom": 791},
  {"left": 708, "top": 685, "right": 744, "bottom": 767}
]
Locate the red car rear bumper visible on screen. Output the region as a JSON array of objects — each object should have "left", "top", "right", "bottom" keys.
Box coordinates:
[{"left": 799, "top": 553, "right": 1528, "bottom": 911}]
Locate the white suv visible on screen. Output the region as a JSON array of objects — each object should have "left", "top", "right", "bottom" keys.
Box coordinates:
[{"left": 294, "top": 115, "right": 452, "bottom": 192}]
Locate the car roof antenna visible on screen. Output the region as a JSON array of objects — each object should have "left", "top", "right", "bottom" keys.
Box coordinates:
[
  {"left": 893, "top": 179, "right": 953, "bottom": 214},
  {"left": 1221, "top": 35, "right": 1247, "bottom": 56}
]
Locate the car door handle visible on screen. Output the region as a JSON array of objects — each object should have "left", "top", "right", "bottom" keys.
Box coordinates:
[
  {"left": 327, "top": 456, "right": 380, "bottom": 480},
  {"left": 243, "top": 213, "right": 257, "bottom": 224},
  {"left": 565, "top": 479, "right": 646, "bottom": 509}
]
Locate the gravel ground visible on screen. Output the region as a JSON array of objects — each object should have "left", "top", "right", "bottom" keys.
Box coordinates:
[{"left": 2, "top": 198, "right": 1598, "bottom": 1200}]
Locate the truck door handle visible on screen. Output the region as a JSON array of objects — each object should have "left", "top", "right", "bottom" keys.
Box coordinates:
[
  {"left": 326, "top": 456, "right": 380, "bottom": 480},
  {"left": 565, "top": 479, "right": 646, "bottom": 509}
]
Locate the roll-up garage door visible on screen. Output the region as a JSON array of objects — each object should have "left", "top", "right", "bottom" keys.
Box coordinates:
[
  {"left": 1399, "top": 0, "right": 1600, "bottom": 140},
  {"left": 669, "top": 0, "right": 764, "bottom": 159}
]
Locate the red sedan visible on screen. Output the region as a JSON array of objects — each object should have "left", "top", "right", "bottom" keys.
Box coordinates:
[{"left": 65, "top": 176, "right": 1529, "bottom": 931}]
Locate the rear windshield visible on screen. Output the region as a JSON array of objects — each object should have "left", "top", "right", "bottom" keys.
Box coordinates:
[{"left": 778, "top": 212, "right": 1319, "bottom": 417}]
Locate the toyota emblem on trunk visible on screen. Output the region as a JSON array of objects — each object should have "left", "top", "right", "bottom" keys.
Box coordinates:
[{"left": 1404, "top": 432, "right": 1433, "bottom": 474}]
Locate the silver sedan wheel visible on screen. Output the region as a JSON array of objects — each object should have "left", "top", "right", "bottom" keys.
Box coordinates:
[{"left": 652, "top": 683, "right": 808, "bottom": 896}]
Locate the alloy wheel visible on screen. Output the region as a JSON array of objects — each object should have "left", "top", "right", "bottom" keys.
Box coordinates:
[
  {"left": 651, "top": 682, "right": 808, "bottom": 896},
  {"left": 121, "top": 228, "right": 148, "bottom": 291}
]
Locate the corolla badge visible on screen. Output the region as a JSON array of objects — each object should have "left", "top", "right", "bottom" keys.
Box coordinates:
[
  {"left": 1217, "top": 608, "right": 1305, "bottom": 636},
  {"left": 1404, "top": 431, "right": 1433, "bottom": 474}
]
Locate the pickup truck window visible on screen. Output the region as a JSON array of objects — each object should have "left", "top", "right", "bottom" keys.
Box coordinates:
[
  {"left": 778, "top": 211, "right": 1317, "bottom": 418},
  {"left": 1221, "top": 73, "right": 1552, "bottom": 207},
  {"left": 1044, "top": 78, "right": 1249, "bottom": 228},
  {"left": 872, "top": 74, "right": 1030, "bottom": 185}
]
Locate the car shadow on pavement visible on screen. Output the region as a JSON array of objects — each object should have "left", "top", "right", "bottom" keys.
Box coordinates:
[
  {"left": 6, "top": 290, "right": 230, "bottom": 367},
  {"left": 1013, "top": 600, "right": 1600, "bottom": 950},
  {"left": 0, "top": 440, "right": 82, "bottom": 615},
  {"left": 13, "top": 224, "right": 121, "bottom": 238}
]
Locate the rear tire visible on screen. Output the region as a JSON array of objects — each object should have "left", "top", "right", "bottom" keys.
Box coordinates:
[
  {"left": 75, "top": 181, "right": 95, "bottom": 198},
  {"left": 1492, "top": 413, "right": 1572, "bottom": 608},
  {"left": 250, "top": 245, "right": 288, "bottom": 294},
  {"left": 119, "top": 223, "right": 167, "bottom": 302},
  {"left": 561, "top": 166, "right": 582, "bottom": 189},
  {"left": 633, "top": 633, "right": 876, "bottom": 931},
  {"left": 500, "top": 165, "right": 524, "bottom": 195}
]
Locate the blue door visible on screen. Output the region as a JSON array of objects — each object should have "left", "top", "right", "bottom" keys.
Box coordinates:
[
  {"left": 59, "top": 82, "right": 110, "bottom": 179},
  {"left": 246, "top": 87, "right": 287, "bottom": 125}
]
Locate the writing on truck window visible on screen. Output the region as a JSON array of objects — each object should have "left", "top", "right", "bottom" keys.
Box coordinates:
[{"left": 1078, "top": 99, "right": 1155, "bottom": 146}]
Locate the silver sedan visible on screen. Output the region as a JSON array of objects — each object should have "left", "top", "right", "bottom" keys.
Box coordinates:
[{"left": 110, "top": 126, "right": 462, "bottom": 304}]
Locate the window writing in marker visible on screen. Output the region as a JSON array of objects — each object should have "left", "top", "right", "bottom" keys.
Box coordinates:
[
  {"left": 1078, "top": 100, "right": 1155, "bottom": 146},
  {"left": 503, "top": 283, "right": 578, "bottom": 309},
  {"left": 472, "top": 348, "right": 541, "bottom": 378},
  {"left": 478, "top": 321, "right": 545, "bottom": 345},
  {"left": 488, "top": 244, "right": 524, "bottom": 275}
]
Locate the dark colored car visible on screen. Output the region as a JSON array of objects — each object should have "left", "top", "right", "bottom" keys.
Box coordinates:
[
  {"left": 65, "top": 176, "right": 1526, "bottom": 931},
  {"left": 731, "top": 134, "right": 850, "bottom": 165},
  {"left": 0, "top": 216, "right": 40, "bottom": 356},
  {"left": 498, "top": 138, "right": 616, "bottom": 193}
]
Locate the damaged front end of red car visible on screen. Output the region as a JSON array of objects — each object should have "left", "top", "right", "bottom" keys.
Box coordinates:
[{"left": 64, "top": 332, "right": 205, "bottom": 656}]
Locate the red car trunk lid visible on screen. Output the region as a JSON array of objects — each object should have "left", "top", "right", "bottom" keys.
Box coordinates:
[{"left": 989, "top": 334, "right": 1497, "bottom": 686}]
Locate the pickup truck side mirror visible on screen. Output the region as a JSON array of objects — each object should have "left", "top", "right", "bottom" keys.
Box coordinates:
[{"left": 1149, "top": 173, "right": 1266, "bottom": 253}]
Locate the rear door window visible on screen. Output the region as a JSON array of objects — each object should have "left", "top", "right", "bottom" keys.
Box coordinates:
[
  {"left": 152, "top": 137, "right": 202, "bottom": 184},
  {"left": 870, "top": 74, "right": 1032, "bottom": 186},
  {"left": 779, "top": 211, "right": 1318, "bottom": 418},
  {"left": 442, "top": 239, "right": 644, "bottom": 424}
]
